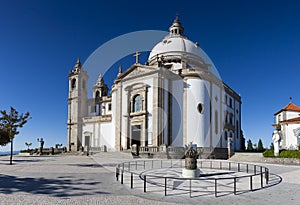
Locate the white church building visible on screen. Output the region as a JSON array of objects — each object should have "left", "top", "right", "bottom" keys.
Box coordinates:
[
  {"left": 67, "top": 17, "right": 243, "bottom": 157},
  {"left": 273, "top": 102, "right": 300, "bottom": 150}
]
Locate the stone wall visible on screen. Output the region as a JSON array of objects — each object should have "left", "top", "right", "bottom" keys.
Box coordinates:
[{"left": 262, "top": 157, "right": 300, "bottom": 165}]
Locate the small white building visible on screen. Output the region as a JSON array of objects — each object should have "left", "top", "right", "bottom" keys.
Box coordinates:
[
  {"left": 67, "top": 17, "right": 243, "bottom": 157},
  {"left": 273, "top": 102, "right": 300, "bottom": 150}
]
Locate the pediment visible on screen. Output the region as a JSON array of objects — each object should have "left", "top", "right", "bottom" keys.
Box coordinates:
[{"left": 118, "top": 64, "right": 158, "bottom": 81}]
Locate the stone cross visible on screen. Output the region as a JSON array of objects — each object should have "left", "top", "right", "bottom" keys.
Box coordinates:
[{"left": 134, "top": 51, "right": 141, "bottom": 64}]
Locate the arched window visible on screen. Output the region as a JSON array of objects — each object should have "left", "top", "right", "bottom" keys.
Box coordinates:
[
  {"left": 71, "top": 79, "right": 76, "bottom": 89},
  {"left": 95, "top": 91, "right": 100, "bottom": 99},
  {"left": 133, "top": 95, "right": 142, "bottom": 112}
]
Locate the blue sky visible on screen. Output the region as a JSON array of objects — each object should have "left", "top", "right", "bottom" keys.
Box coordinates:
[{"left": 1, "top": 0, "right": 300, "bottom": 151}]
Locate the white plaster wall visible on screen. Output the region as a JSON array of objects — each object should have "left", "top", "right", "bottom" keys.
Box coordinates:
[
  {"left": 100, "top": 123, "right": 115, "bottom": 149},
  {"left": 286, "top": 111, "right": 300, "bottom": 120},
  {"left": 284, "top": 124, "right": 299, "bottom": 149},
  {"left": 186, "top": 79, "right": 210, "bottom": 147},
  {"left": 171, "top": 79, "right": 183, "bottom": 146}
]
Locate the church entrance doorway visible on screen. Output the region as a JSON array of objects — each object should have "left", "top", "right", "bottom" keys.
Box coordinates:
[
  {"left": 84, "top": 135, "right": 90, "bottom": 153},
  {"left": 131, "top": 125, "right": 141, "bottom": 147}
]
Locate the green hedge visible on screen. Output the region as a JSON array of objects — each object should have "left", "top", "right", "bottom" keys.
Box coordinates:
[
  {"left": 263, "top": 149, "right": 300, "bottom": 158},
  {"left": 263, "top": 150, "right": 275, "bottom": 157}
]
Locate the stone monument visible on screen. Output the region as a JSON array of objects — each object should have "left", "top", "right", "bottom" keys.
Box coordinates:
[
  {"left": 182, "top": 142, "right": 200, "bottom": 178},
  {"left": 37, "top": 138, "right": 44, "bottom": 155},
  {"left": 272, "top": 127, "right": 281, "bottom": 156}
]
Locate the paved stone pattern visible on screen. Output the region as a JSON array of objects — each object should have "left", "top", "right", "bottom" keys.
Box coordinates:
[{"left": 0, "top": 153, "right": 299, "bottom": 205}]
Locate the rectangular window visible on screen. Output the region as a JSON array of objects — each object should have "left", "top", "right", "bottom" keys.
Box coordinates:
[
  {"left": 108, "top": 103, "right": 112, "bottom": 111},
  {"left": 215, "top": 110, "right": 218, "bottom": 134}
]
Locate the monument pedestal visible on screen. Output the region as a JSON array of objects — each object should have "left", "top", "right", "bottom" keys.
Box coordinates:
[{"left": 182, "top": 168, "right": 200, "bottom": 178}]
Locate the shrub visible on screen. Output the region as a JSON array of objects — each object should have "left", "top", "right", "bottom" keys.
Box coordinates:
[
  {"left": 279, "top": 150, "right": 300, "bottom": 158},
  {"left": 263, "top": 149, "right": 275, "bottom": 157},
  {"left": 263, "top": 149, "right": 300, "bottom": 158}
]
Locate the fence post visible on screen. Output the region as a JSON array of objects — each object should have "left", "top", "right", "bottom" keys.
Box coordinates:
[
  {"left": 144, "top": 175, "right": 147, "bottom": 192},
  {"left": 165, "top": 177, "right": 167, "bottom": 196},
  {"left": 189, "top": 179, "right": 192, "bottom": 198},
  {"left": 250, "top": 176, "right": 253, "bottom": 191},
  {"left": 265, "top": 168, "right": 269, "bottom": 184},
  {"left": 254, "top": 165, "right": 256, "bottom": 175},
  {"left": 131, "top": 173, "right": 133, "bottom": 189},
  {"left": 238, "top": 163, "right": 240, "bottom": 172},
  {"left": 121, "top": 171, "right": 124, "bottom": 184},
  {"left": 144, "top": 160, "right": 145, "bottom": 169},
  {"left": 260, "top": 166, "right": 263, "bottom": 188},
  {"left": 234, "top": 177, "right": 237, "bottom": 195},
  {"left": 215, "top": 179, "right": 217, "bottom": 197},
  {"left": 116, "top": 167, "right": 119, "bottom": 181},
  {"left": 229, "top": 162, "right": 231, "bottom": 170},
  {"left": 220, "top": 161, "right": 222, "bottom": 170},
  {"left": 210, "top": 161, "right": 212, "bottom": 169},
  {"left": 246, "top": 164, "right": 248, "bottom": 173}
]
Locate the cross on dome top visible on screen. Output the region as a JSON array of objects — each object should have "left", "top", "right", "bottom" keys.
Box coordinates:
[{"left": 169, "top": 14, "right": 184, "bottom": 36}]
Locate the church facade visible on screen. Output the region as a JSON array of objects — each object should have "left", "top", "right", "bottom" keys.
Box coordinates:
[
  {"left": 67, "top": 17, "right": 243, "bottom": 155},
  {"left": 273, "top": 102, "right": 300, "bottom": 150}
]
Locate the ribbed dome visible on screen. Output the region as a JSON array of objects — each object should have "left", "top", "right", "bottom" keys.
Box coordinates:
[{"left": 148, "top": 36, "right": 202, "bottom": 61}]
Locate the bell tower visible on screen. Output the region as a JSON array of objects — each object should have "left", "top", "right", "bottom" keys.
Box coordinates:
[
  {"left": 93, "top": 74, "right": 108, "bottom": 99},
  {"left": 67, "top": 58, "right": 88, "bottom": 151},
  {"left": 93, "top": 74, "right": 108, "bottom": 116}
]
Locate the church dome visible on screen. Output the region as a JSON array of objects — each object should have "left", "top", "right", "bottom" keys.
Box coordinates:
[
  {"left": 148, "top": 15, "right": 203, "bottom": 63},
  {"left": 148, "top": 37, "right": 202, "bottom": 60}
]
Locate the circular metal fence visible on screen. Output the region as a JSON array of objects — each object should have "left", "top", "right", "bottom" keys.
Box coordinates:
[{"left": 116, "top": 159, "right": 272, "bottom": 197}]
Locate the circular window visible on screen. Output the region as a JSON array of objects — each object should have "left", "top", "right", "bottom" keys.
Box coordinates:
[{"left": 197, "top": 103, "right": 204, "bottom": 114}]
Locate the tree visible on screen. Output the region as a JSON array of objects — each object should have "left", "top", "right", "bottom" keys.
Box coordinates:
[
  {"left": 0, "top": 130, "right": 10, "bottom": 146},
  {"left": 0, "top": 107, "right": 30, "bottom": 165},
  {"left": 253, "top": 143, "right": 257, "bottom": 151},
  {"left": 25, "top": 142, "right": 32, "bottom": 150},
  {"left": 246, "top": 139, "right": 253, "bottom": 151},
  {"left": 240, "top": 133, "right": 246, "bottom": 151},
  {"left": 257, "top": 139, "right": 264, "bottom": 152},
  {"left": 270, "top": 142, "right": 274, "bottom": 150}
]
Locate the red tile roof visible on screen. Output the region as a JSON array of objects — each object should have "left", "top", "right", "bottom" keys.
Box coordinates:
[
  {"left": 274, "top": 103, "right": 300, "bottom": 115},
  {"left": 280, "top": 116, "right": 300, "bottom": 124}
]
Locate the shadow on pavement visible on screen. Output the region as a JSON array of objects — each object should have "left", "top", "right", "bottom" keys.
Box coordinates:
[{"left": 0, "top": 174, "right": 110, "bottom": 197}]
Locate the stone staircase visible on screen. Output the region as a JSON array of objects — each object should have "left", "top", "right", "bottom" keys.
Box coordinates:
[{"left": 229, "top": 152, "right": 263, "bottom": 163}]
